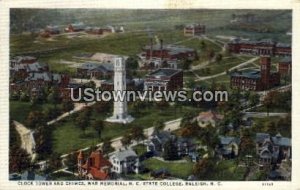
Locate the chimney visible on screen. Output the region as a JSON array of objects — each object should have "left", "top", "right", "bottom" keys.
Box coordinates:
[
  {"left": 150, "top": 38, "right": 153, "bottom": 61},
  {"left": 160, "top": 39, "right": 164, "bottom": 62}
]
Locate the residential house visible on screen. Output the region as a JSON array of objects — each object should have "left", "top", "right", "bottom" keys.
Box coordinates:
[
  {"left": 145, "top": 130, "right": 197, "bottom": 160},
  {"left": 109, "top": 148, "right": 140, "bottom": 174},
  {"left": 194, "top": 110, "right": 224, "bottom": 128},
  {"left": 217, "top": 136, "right": 240, "bottom": 159},
  {"left": 255, "top": 133, "right": 291, "bottom": 166},
  {"left": 65, "top": 22, "right": 85, "bottom": 32},
  {"left": 78, "top": 150, "right": 112, "bottom": 180}
]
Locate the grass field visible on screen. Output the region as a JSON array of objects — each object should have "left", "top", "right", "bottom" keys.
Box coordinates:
[
  {"left": 211, "top": 160, "right": 247, "bottom": 181},
  {"left": 9, "top": 101, "right": 62, "bottom": 123},
  {"left": 143, "top": 158, "right": 194, "bottom": 179},
  {"left": 52, "top": 104, "right": 200, "bottom": 154}
]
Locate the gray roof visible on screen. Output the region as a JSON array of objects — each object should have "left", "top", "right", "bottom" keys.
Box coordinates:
[
  {"left": 25, "top": 72, "right": 61, "bottom": 83},
  {"left": 148, "top": 68, "right": 182, "bottom": 78},
  {"left": 144, "top": 44, "right": 194, "bottom": 54},
  {"left": 255, "top": 133, "right": 271, "bottom": 143},
  {"left": 71, "top": 22, "right": 85, "bottom": 30},
  {"left": 231, "top": 70, "right": 261, "bottom": 79},
  {"left": 79, "top": 62, "right": 113, "bottom": 72},
  {"left": 271, "top": 133, "right": 291, "bottom": 147},
  {"left": 279, "top": 56, "right": 291, "bottom": 64},
  {"left": 229, "top": 38, "right": 276, "bottom": 45},
  {"left": 112, "top": 148, "right": 137, "bottom": 161},
  {"left": 276, "top": 43, "right": 291, "bottom": 48},
  {"left": 219, "top": 136, "right": 240, "bottom": 145}
]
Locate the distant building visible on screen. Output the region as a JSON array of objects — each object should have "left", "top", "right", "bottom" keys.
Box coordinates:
[
  {"left": 139, "top": 41, "right": 197, "bottom": 69},
  {"left": 278, "top": 57, "right": 292, "bottom": 76},
  {"left": 194, "top": 110, "right": 224, "bottom": 128},
  {"left": 184, "top": 24, "right": 206, "bottom": 37},
  {"left": 144, "top": 68, "right": 183, "bottom": 91},
  {"left": 255, "top": 133, "right": 291, "bottom": 166},
  {"left": 78, "top": 150, "right": 112, "bottom": 180},
  {"left": 85, "top": 27, "right": 103, "bottom": 35},
  {"left": 40, "top": 25, "right": 60, "bottom": 37},
  {"left": 230, "top": 13, "right": 257, "bottom": 23},
  {"left": 230, "top": 56, "right": 280, "bottom": 91},
  {"left": 65, "top": 22, "right": 85, "bottom": 32},
  {"left": 10, "top": 56, "right": 37, "bottom": 67},
  {"left": 109, "top": 148, "right": 140, "bottom": 174},
  {"left": 77, "top": 63, "right": 113, "bottom": 79},
  {"left": 227, "top": 38, "right": 291, "bottom": 57}
]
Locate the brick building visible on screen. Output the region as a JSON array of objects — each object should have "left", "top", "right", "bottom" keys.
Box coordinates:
[
  {"left": 227, "top": 38, "right": 291, "bottom": 57},
  {"left": 85, "top": 27, "right": 103, "bottom": 35},
  {"left": 144, "top": 68, "right": 183, "bottom": 91},
  {"left": 139, "top": 40, "right": 197, "bottom": 69},
  {"left": 230, "top": 56, "right": 280, "bottom": 91},
  {"left": 278, "top": 56, "right": 292, "bottom": 76},
  {"left": 78, "top": 150, "right": 112, "bottom": 180},
  {"left": 184, "top": 24, "right": 206, "bottom": 37}
]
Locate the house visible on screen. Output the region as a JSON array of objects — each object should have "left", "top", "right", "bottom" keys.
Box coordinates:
[
  {"left": 144, "top": 68, "right": 183, "bottom": 91},
  {"left": 145, "top": 130, "right": 197, "bottom": 159},
  {"left": 65, "top": 22, "right": 85, "bottom": 32},
  {"left": 184, "top": 24, "right": 205, "bottom": 37},
  {"left": 217, "top": 136, "right": 240, "bottom": 159},
  {"left": 194, "top": 110, "right": 224, "bottom": 128},
  {"left": 230, "top": 56, "right": 280, "bottom": 91},
  {"left": 255, "top": 133, "right": 291, "bottom": 166},
  {"left": 78, "top": 150, "right": 112, "bottom": 180},
  {"left": 76, "top": 63, "right": 113, "bottom": 79},
  {"left": 278, "top": 56, "right": 291, "bottom": 76},
  {"left": 10, "top": 56, "right": 37, "bottom": 67},
  {"left": 109, "top": 148, "right": 140, "bottom": 174}
]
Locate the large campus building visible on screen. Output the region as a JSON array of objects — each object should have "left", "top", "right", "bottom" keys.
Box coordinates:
[
  {"left": 184, "top": 24, "right": 206, "bottom": 37},
  {"left": 144, "top": 68, "right": 183, "bottom": 91},
  {"left": 230, "top": 56, "right": 280, "bottom": 91},
  {"left": 227, "top": 38, "right": 291, "bottom": 57}
]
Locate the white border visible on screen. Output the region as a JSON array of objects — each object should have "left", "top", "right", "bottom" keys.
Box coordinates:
[{"left": 0, "top": 0, "right": 299, "bottom": 189}]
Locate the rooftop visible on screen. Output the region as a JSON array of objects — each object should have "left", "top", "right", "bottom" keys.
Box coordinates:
[
  {"left": 147, "top": 68, "right": 182, "bottom": 78},
  {"left": 231, "top": 70, "right": 261, "bottom": 79},
  {"left": 112, "top": 148, "right": 137, "bottom": 161}
]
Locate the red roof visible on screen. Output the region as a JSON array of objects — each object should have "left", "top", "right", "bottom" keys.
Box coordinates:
[{"left": 80, "top": 150, "right": 112, "bottom": 180}]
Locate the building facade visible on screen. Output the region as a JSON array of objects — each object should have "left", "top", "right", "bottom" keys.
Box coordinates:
[
  {"left": 184, "top": 24, "right": 206, "bottom": 37},
  {"left": 144, "top": 68, "right": 183, "bottom": 91},
  {"left": 230, "top": 56, "right": 280, "bottom": 91}
]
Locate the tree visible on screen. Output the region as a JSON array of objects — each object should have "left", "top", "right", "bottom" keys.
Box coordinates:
[
  {"left": 46, "top": 153, "right": 62, "bottom": 173},
  {"left": 263, "top": 91, "right": 280, "bottom": 116},
  {"left": 249, "top": 92, "right": 260, "bottom": 108},
  {"left": 101, "top": 138, "right": 114, "bottom": 155},
  {"left": 239, "top": 128, "right": 255, "bottom": 157},
  {"left": 76, "top": 109, "right": 91, "bottom": 135},
  {"left": 26, "top": 111, "right": 46, "bottom": 129},
  {"left": 193, "top": 158, "right": 215, "bottom": 179},
  {"left": 92, "top": 119, "right": 104, "bottom": 139},
  {"left": 20, "top": 92, "right": 30, "bottom": 102},
  {"left": 130, "top": 126, "right": 145, "bottom": 143},
  {"left": 47, "top": 86, "right": 61, "bottom": 106},
  {"left": 199, "top": 40, "right": 207, "bottom": 50},
  {"left": 65, "top": 153, "right": 78, "bottom": 174},
  {"left": 94, "top": 101, "right": 110, "bottom": 114},
  {"left": 206, "top": 49, "right": 215, "bottom": 61},
  {"left": 215, "top": 53, "right": 223, "bottom": 63},
  {"left": 9, "top": 147, "right": 31, "bottom": 173},
  {"left": 162, "top": 138, "right": 179, "bottom": 160},
  {"left": 125, "top": 56, "right": 139, "bottom": 70},
  {"left": 62, "top": 100, "right": 74, "bottom": 114},
  {"left": 153, "top": 120, "right": 165, "bottom": 131},
  {"left": 264, "top": 121, "right": 277, "bottom": 136},
  {"left": 182, "top": 59, "right": 192, "bottom": 70},
  {"left": 121, "top": 133, "right": 132, "bottom": 147}
]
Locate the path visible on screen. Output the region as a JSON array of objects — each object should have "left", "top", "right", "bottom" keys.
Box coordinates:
[
  {"left": 13, "top": 121, "right": 37, "bottom": 161},
  {"left": 47, "top": 102, "right": 95, "bottom": 125},
  {"left": 195, "top": 57, "right": 259, "bottom": 81}
]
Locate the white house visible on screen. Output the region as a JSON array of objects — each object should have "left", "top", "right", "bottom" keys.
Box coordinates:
[{"left": 109, "top": 148, "right": 140, "bottom": 174}]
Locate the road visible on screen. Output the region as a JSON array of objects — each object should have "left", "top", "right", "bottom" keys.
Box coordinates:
[
  {"left": 243, "top": 112, "right": 289, "bottom": 119},
  {"left": 13, "top": 121, "right": 37, "bottom": 161}
]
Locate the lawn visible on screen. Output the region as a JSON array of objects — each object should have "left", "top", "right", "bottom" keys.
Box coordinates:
[
  {"left": 9, "top": 100, "right": 62, "bottom": 124},
  {"left": 132, "top": 144, "right": 148, "bottom": 156},
  {"left": 193, "top": 57, "right": 244, "bottom": 77},
  {"left": 52, "top": 104, "right": 201, "bottom": 154},
  {"left": 143, "top": 158, "right": 194, "bottom": 179},
  {"left": 211, "top": 160, "right": 247, "bottom": 181}
]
